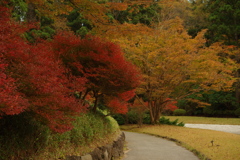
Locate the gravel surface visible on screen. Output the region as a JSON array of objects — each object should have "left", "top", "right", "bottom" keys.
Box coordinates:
[{"left": 185, "top": 124, "right": 240, "bottom": 135}]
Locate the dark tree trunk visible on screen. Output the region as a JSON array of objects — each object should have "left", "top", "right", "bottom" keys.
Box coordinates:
[
  {"left": 26, "top": 3, "right": 38, "bottom": 23},
  {"left": 92, "top": 90, "right": 99, "bottom": 112}
]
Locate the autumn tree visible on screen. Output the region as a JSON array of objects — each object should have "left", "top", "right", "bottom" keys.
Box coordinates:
[
  {"left": 0, "top": 6, "right": 87, "bottom": 133},
  {"left": 0, "top": 5, "right": 30, "bottom": 117},
  {"left": 157, "top": 0, "right": 192, "bottom": 22},
  {"left": 0, "top": 62, "right": 29, "bottom": 117},
  {"left": 162, "top": 98, "right": 178, "bottom": 115},
  {"left": 107, "top": 90, "right": 136, "bottom": 114},
  {"left": 108, "top": 17, "right": 237, "bottom": 124},
  {"left": 203, "top": 0, "right": 240, "bottom": 108},
  {"left": 52, "top": 32, "right": 140, "bottom": 114}
]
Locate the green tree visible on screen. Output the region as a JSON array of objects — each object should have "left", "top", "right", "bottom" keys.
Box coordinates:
[
  {"left": 8, "top": 0, "right": 28, "bottom": 21},
  {"left": 25, "top": 16, "right": 56, "bottom": 42},
  {"left": 206, "top": 0, "right": 240, "bottom": 46},
  {"left": 66, "top": 9, "right": 92, "bottom": 37},
  {"left": 187, "top": 0, "right": 209, "bottom": 37},
  {"left": 112, "top": 3, "right": 161, "bottom": 26}
]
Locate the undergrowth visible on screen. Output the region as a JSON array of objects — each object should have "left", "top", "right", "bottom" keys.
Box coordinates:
[
  {"left": 0, "top": 110, "right": 119, "bottom": 160},
  {"left": 159, "top": 116, "right": 185, "bottom": 126}
]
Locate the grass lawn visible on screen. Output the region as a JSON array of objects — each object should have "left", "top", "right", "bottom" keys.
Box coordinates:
[
  {"left": 165, "top": 116, "right": 240, "bottom": 125},
  {"left": 121, "top": 116, "right": 240, "bottom": 160}
]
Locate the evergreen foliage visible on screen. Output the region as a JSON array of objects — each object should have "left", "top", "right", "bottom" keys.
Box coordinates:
[
  {"left": 113, "top": 3, "right": 161, "bottom": 25},
  {"left": 25, "top": 16, "right": 56, "bottom": 42},
  {"left": 206, "top": 0, "right": 240, "bottom": 46},
  {"left": 159, "top": 116, "right": 185, "bottom": 126},
  {"left": 9, "top": 0, "right": 28, "bottom": 21},
  {"left": 173, "top": 109, "right": 187, "bottom": 116},
  {"left": 67, "top": 9, "right": 92, "bottom": 37},
  {"left": 234, "top": 108, "right": 240, "bottom": 117}
]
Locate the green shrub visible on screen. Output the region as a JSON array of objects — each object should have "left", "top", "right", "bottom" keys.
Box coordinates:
[
  {"left": 177, "top": 121, "right": 185, "bottom": 127},
  {"left": 70, "top": 111, "right": 119, "bottom": 146},
  {"left": 173, "top": 109, "right": 186, "bottom": 116},
  {"left": 126, "top": 110, "right": 139, "bottom": 124},
  {"left": 159, "top": 116, "right": 185, "bottom": 126},
  {"left": 112, "top": 114, "right": 125, "bottom": 125},
  {"left": 143, "top": 113, "right": 151, "bottom": 124},
  {"left": 0, "top": 112, "right": 51, "bottom": 160},
  {"left": 203, "top": 105, "right": 236, "bottom": 117},
  {"left": 235, "top": 108, "right": 240, "bottom": 117},
  {"left": 224, "top": 110, "right": 235, "bottom": 116},
  {"left": 159, "top": 116, "right": 172, "bottom": 125},
  {"left": 105, "top": 114, "right": 119, "bottom": 132}
]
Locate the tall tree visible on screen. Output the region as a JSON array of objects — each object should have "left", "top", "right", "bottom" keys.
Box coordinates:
[
  {"left": 206, "top": 0, "right": 240, "bottom": 108},
  {"left": 0, "top": 5, "right": 30, "bottom": 117},
  {"left": 187, "top": 0, "right": 210, "bottom": 37},
  {"left": 0, "top": 6, "right": 87, "bottom": 133},
  {"left": 109, "top": 17, "right": 237, "bottom": 123},
  {"left": 206, "top": 0, "right": 240, "bottom": 46}
]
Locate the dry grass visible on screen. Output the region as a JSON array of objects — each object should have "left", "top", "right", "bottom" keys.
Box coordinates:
[
  {"left": 165, "top": 116, "right": 240, "bottom": 125},
  {"left": 121, "top": 125, "right": 240, "bottom": 160}
]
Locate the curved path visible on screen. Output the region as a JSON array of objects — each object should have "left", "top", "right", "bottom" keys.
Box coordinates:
[{"left": 123, "top": 131, "right": 199, "bottom": 160}]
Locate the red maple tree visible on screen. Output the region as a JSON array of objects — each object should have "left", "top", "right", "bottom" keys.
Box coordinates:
[
  {"left": 107, "top": 90, "right": 136, "bottom": 114},
  {"left": 1, "top": 5, "right": 140, "bottom": 132},
  {"left": 52, "top": 32, "right": 141, "bottom": 113},
  {"left": 0, "top": 6, "right": 30, "bottom": 117},
  {"left": 0, "top": 6, "right": 87, "bottom": 132},
  {"left": 26, "top": 41, "right": 87, "bottom": 132}
]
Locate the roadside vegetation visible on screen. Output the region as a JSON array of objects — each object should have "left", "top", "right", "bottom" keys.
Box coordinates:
[
  {"left": 0, "top": 111, "right": 119, "bottom": 160},
  {"left": 2, "top": 0, "right": 240, "bottom": 159},
  {"left": 121, "top": 124, "right": 240, "bottom": 160}
]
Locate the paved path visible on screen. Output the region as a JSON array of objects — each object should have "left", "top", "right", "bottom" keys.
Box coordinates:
[
  {"left": 185, "top": 124, "right": 240, "bottom": 135},
  {"left": 123, "top": 131, "right": 199, "bottom": 160}
]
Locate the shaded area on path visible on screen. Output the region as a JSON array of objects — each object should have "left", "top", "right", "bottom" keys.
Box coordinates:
[
  {"left": 185, "top": 124, "right": 240, "bottom": 135},
  {"left": 123, "top": 131, "right": 199, "bottom": 160}
]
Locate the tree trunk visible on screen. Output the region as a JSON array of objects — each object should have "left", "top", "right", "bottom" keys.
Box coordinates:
[
  {"left": 26, "top": 3, "right": 38, "bottom": 23},
  {"left": 148, "top": 100, "right": 165, "bottom": 124},
  {"left": 92, "top": 90, "right": 99, "bottom": 112},
  {"left": 236, "top": 70, "right": 240, "bottom": 108},
  {"left": 138, "top": 113, "right": 143, "bottom": 127},
  {"left": 149, "top": 101, "right": 155, "bottom": 124},
  {"left": 149, "top": 101, "right": 161, "bottom": 124}
]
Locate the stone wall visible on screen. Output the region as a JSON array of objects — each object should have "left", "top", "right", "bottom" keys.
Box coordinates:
[{"left": 65, "top": 132, "right": 125, "bottom": 160}]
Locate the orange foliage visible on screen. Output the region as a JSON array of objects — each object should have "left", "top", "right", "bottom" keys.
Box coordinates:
[
  {"left": 106, "top": 2, "right": 128, "bottom": 11},
  {"left": 108, "top": 17, "right": 236, "bottom": 123}
]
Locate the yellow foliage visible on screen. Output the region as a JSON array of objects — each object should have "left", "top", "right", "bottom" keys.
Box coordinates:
[{"left": 104, "top": 16, "right": 237, "bottom": 123}]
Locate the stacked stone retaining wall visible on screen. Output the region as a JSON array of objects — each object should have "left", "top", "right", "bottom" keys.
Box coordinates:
[{"left": 65, "top": 132, "right": 125, "bottom": 160}]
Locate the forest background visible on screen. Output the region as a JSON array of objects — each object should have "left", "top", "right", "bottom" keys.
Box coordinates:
[{"left": 1, "top": 0, "right": 240, "bottom": 159}]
